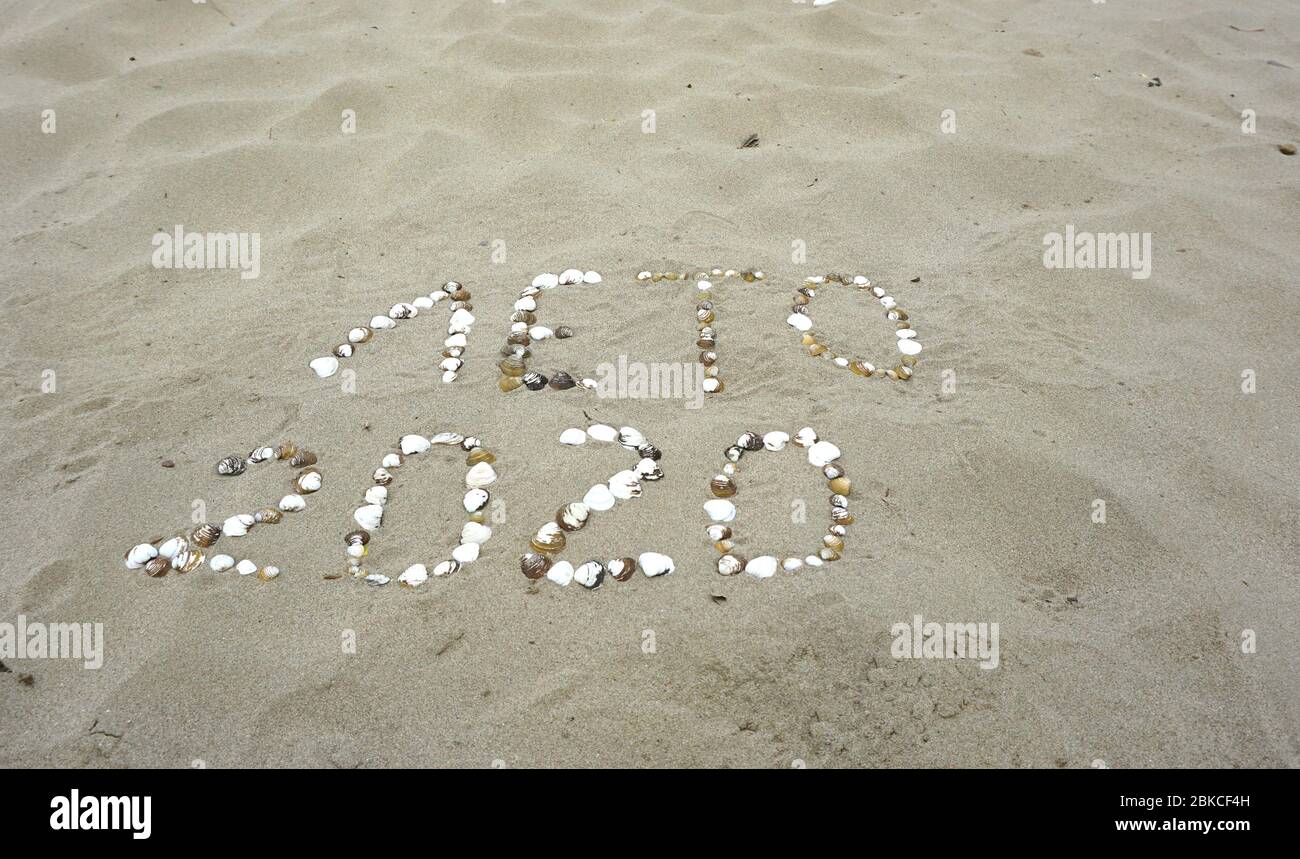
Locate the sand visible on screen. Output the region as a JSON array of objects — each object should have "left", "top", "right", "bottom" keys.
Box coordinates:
[{"left": 0, "top": 0, "right": 1296, "bottom": 768}]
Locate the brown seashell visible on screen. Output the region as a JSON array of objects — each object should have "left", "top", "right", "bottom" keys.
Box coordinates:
[
  {"left": 554, "top": 325, "right": 574, "bottom": 339},
  {"left": 289, "top": 450, "right": 317, "bottom": 468},
  {"left": 697, "top": 308, "right": 715, "bottom": 325},
  {"left": 556, "top": 502, "right": 590, "bottom": 532},
  {"left": 498, "top": 376, "right": 523, "bottom": 393},
  {"left": 499, "top": 356, "right": 526, "bottom": 377},
  {"left": 345, "top": 530, "right": 370, "bottom": 546},
  {"left": 819, "top": 547, "right": 841, "bottom": 562},
  {"left": 450, "top": 289, "right": 471, "bottom": 302},
  {"left": 823, "top": 464, "right": 844, "bottom": 480},
  {"left": 548, "top": 371, "right": 576, "bottom": 390},
  {"left": 277, "top": 442, "right": 298, "bottom": 460},
  {"left": 738, "top": 431, "right": 763, "bottom": 451},
  {"left": 717, "top": 554, "right": 745, "bottom": 576},
  {"left": 699, "top": 350, "right": 717, "bottom": 366},
  {"left": 507, "top": 332, "right": 531, "bottom": 347},
  {"left": 607, "top": 557, "right": 637, "bottom": 582},
  {"left": 144, "top": 557, "right": 171, "bottom": 578},
  {"left": 500, "top": 345, "right": 531, "bottom": 360},
  {"left": 714, "top": 540, "right": 734, "bottom": 553},
  {"left": 173, "top": 547, "right": 205, "bottom": 574},
  {"left": 896, "top": 365, "right": 913, "bottom": 380},
  {"left": 823, "top": 535, "right": 845, "bottom": 552},
  {"left": 511, "top": 310, "right": 537, "bottom": 325},
  {"left": 706, "top": 524, "right": 732, "bottom": 542},
  {"left": 901, "top": 354, "right": 918, "bottom": 367},
  {"left": 522, "top": 371, "right": 548, "bottom": 391},
  {"left": 520, "top": 552, "right": 551, "bottom": 580},
  {"left": 255, "top": 507, "right": 282, "bottom": 524},
  {"left": 190, "top": 524, "right": 221, "bottom": 547},
  {"left": 850, "top": 360, "right": 874, "bottom": 376},
  {"left": 710, "top": 475, "right": 737, "bottom": 498},
  {"left": 808, "top": 343, "right": 827, "bottom": 357},
  {"left": 467, "top": 449, "right": 496, "bottom": 466},
  {"left": 531, "top": 522, "right": 566, "bottom": 554},
  {"left": 831, "top": 507, "right": 854, "bottom": 525}
]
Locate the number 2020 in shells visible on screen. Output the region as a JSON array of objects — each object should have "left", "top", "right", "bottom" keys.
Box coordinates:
[
  {"left": 121, "top": 441, "right": 321, "bottom": 582},
  {"left": 705, "top": 427, "right": 852, "bottom": 579},
  {"left": 787, "top": 273, "right": 920, "bottom": 381},
  {"left": 342, "top": 432, "right": 498, "bottom": 588},
  {"left": 308, "top": 280, "right": 476, "bottom": 383},
  {"left": 497, "top": 268, "right": 600, "bottom": 394}
]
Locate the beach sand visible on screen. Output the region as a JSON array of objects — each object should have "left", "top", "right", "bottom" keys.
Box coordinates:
[{"left": 0, "top": 0, "right": 1296, "bottom": 767}]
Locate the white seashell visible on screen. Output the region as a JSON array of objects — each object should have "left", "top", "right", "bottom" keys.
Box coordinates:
[
  {"left": 618, "top": 426, "right": 646, "bottom": 448},
  {"left": 413, "top": 296, "right": 434, "bottom": 310},
  {"left": 439, "top": 357, "right": 463, "bottom": 372},
  {"left": 463, "top": 488, "right": 489, "bottom": 513},
  {"left": 364, "top": 573, "right": 390, "bottom": 586},
  {"left": 745, "top": 556, "right": 779, "bottom": 579},
  {"left": 808, "top": 440, "right": 842, "bottom": 467},
  {"left": 833, "top": 357, "right": 850, "bottom": 368},
  {"left": 559, "top": 428, "right": 587, "bottom": 446},
  {"left": 782, "top": 557, "right": 803, "bottom": 572},
  {"left": 532, "top": 272, "right": 559, "bottom": 289},
  {"left": 399, "top": 564, "right": 428, "bottom": 587},
  {"left": 587, "top": 424, "right": 618, "bottom": 443},
  {"left": 445, "top": 333, "right": 467, "bottom": 348},
  {"left": 704, "top": 499, "right": 737, "bottom": 522},
  {"left": 209, "top": 554, "right": 235, "bottom": 572},
  {"left": 637, "top": 271, "right": 652, "bottom": 281},
  {"left": 461, "top": 437, "right": 481, "bottom": 451},
  {"left": 382, "top": 453, "right": 403, "bottom": 469},
  {"left": 348, "top": 327, "right": 372, "bottom": 343},
  {"left": 697, "top": 280, "right": 712, "bottom": 290},
  {"left": 573, "top": 561, "right": 605, "bottom": 589},
  {"left": 236, "top": 559, "right": 258, "bottom": 576},
  {"left": 429, "top": 291, "right": 447, "bottom": 302},
  {"left": 347, "top": 543, "right": 365, "bottom": 559},
  {"left": 703, "top": 378, "right": 721, "bottom": 393},
  {"left": 159, "top": 537, "right": 186, "bottom": 559},
  {"left": 430, "top": 432, "right": 464, "bottom": 446},
  {"left": 248, "top": 446, "right": 276, "bottom": 463},
  {"left": 374, "top": 467, "right": 394, "bottom": 484},
  {"left": 528, "top": 326, "right": 553, "bottom": 340},
  {"left": 545, "top": 560, "right": 574, "bottom": 586},
  {"left": 582, "top": 271, "right": 602, "bottom": 284},
  {"left": 898, "top": 338, "right": 922, "bottom": 356},
  {"left": 354, "top": 504, "right": 384, "bottom": 531},
  {"left": 581, "top": 378, "right": 598, "bottom": 389},
  {"left": 222, "top": 514, "right": 255, "bottom": 537},
  {"left": 278, "top": 494, "right": 306, "bottom": 512},
  {"left": 762, "top": 431, "right": 789, "bottom": 451},
  {"left": 787, "top": 313, "right": 813, "bottom": 332},
  {"left": 880, "top": 296, "right": 897, "bottom": 310},
  {"left": 441, "top": 370, "right": 457, "bottom": 384},
  {"left": 608, "top": 470, "right": 642, "bottom": 500},
  {"left": 125, "top": 543, "right": 158, "bottom": 569},
  {"left": 400, "top": 434, "right": 431, "bottom": 455},
  {"left": 442, "top": 281, "right": 461, "bottom": 295},
  {"left": 511, "top": 321, "right": 528, "bottom": 334},
  {"left": 853, "top": 275, "right": 869, "bottom": 284},
  {"left": 634, "top": 458, "right": 663, "bottom": 480},
  {"left": 452, "top": 542, "right": 480, "bottom": 564},
  {"left": 370, "top": 316, "right": 397, "bottom": 330},
  {"left": 897, "top": 329, "right": 917, "bottom": 340},
  {"left": 295, "top": 471, "right": 322, "bottom": 493},
  {"left": 559, "top": 268, "right": 584, "bottom": 285},
  {"left": 432, "top": 560, "right": 460, "bottom": 577},
  {"left": 460, "top": 521, "right": 492, "bottom": 545},
  {"left": 638, "top": 552, "right": 675, "bottom": 577},
  {"left": 364, "top": 486, "right": 388, "bottom": 506},
  {"left": 513, "top": 296, "right": 537, "bottom": 312},
  {"left": 558, "top": 502, "right": 589, "bottom": 530},
  {"left": 583, "top": 483, "right": 616, "bottom": 512},
  {"left": 804, "top": 555, "right": 824, "bottom": 567},
  {"left": 871, "top": 285, "right": 885, "bottom": 297},
  {"left": 309, "top": 356, "right": 339, "bottom": 378},
  {"left": 465, "top": 462, "right": 497, "bottom": 488},
  {"left": 794, "top": 427, "right": 818, "bottom": 448},
  {"left": 448, "top": 308, "right": 475, "bottom": 333}
]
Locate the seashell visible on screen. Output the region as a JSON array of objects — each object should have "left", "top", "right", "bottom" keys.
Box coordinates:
[
  {"left": 448, "top": 308, "right": 476, "bottom": 333},
  {"left": 531, "top": 522, "right": 566, "bottom": 554},
  {"left": 709, "top": 475, "right": 737, "bottom": 497},
  {"left": 787, "top": 313, "right": 813, "bottom": 332},
  {"left": 618, "top": 426, "right": 646, "bottom": 448},
  {"left": 511, "top": 310, "right": 537, "bottom": 325},
  {"left": 450, "top": 288, "right": 471, "bottom": 303},
  {"left": 373, "top": 467, "right": 394, "bottom": 485},
  {"left": 190, "top": 524, "right": 222, "bottom": 547},
  {"left": 222, "top": 514, "right": 255, "bottom": 537},
  {"left": 399, "top": 564, "right": 429, "bottom": 587},
  {"left": 896, "top": 365, "right": 913, "bottom": 380},
  {"left": 546, "top": 560, "right": 574, "bottom": 586},
  {"left": 354, "top": 504, "right": 384, "bottom": 531},
  {"left": 520, "top": 552, "right": 551, "bottom": 580},
  {"left": 697, "top": 308, "right": 715, "bottom": 325},
  {"left": 560, "top": 428, "right": 587, "bottom": 446},
  {"left": 440, "top": 358, "right": 463, "bottom": 373},
  {"left": 829, "top": 523, "right": 847, "bottom": 537},
  {"left": 466, "top": 448, "right": 495, "bottom": 466},
  {"left": 389, "top": 302, "right": 417, "bottom": 320},
  {"left": 850, "top": 360, "right": 875, "bottom": 376},
  {"left": 548, "top": 371, "right": 576, "bottom": 390},
  {"left": 294, "top": 469, "right": 323, "bottom": 494},
  {"left": 583, "top": 270, "right": 602, "bottom": 284},
  {"left": 807, "top": 441, "right": 841, "bottom": 468},
  {"left": 722, "top": 462, "right": 737, "bottom": 476},
  {"left": 513, "top": 296, "right": 537, "bottom": 313},
  {"left": 452, "top": 542, "right": 480, "bottom": 564},
  {"left": 236, "top": 559, "right": 258, "bottom": 576},
  {"left": 247, "top": 446, "right": 276, "bottom": 464},
  {"left": 257, "top": 565, "right": 281, "bottom": 581},
  {"left": 465, "top": 462, "right": 497, "bottom": 488},
  {"left": 362, "top": 573, "right": 390, "bottom": 586},
  {"left": 346, "top": 543, "right": 367, "bottom": 560},
  {"left": 278, "top": 494, "right": 306, "bottom": 512},
  {"left": 830, "top": 494, "right": 849, "bottom": 509},
  {"left": 498, "top": 356, "right": 526, "bottom": 377},
  {"left": 522, "top": 371, "right": 548, "bottom": 391},
  {"left": 463, "top": 488, "right": 490, "bottom": 514},
  {"left": 553, "top": 326, "right": 574, "bottom": 339},
  {"left": 703, "top": 378, "right": 723, "bottom": 393},
  {"left": 443, "top": 281, "right": 463, "bottom": 294},
  {"left": 528, "top": 326, "right": 553, "bottom": 341},
  {"left": 635, "top": 458, "right": 663, "bottom": 481},
  {"left": 432, "top": 560, "right": 461, "bottom": 578},
  {"left": 580, "top": 378, "right": 598, "bottom": 389},
  {"left": 289, "top": 450, "right": 317, "bottom": 468},
  {"left": 897, "top": 328, "right": 917, "bottom": 340},
  {"left": 831, "top": 507, "right": 854, "bottom": 525},
  {"left": 762, "top": 431, "right": 789, "bottom": 451},
  {"left": 276, "top": 442, "right": 298, "bottom": 461},
  {"left": 498, "top": 376, "right": 523, "bottom": 393},
  {"left": 898, "top": 339, "right": 922, "bottom": 356},
  {"left": 158, "top": 536, "right": 188, "bottom": 559},
  {"left": 172, "top": 546, "right": 203, "bottom": 574},
  {"left": 582, "top": 483, "right": 616, "bottom": 512},
  {"left": 794, "top": 427, "right": 818, "bottom": 448},
  {"left": 724, "top": 446, "right": 744, "bottom": 463},
  {"left": 445, "top": 333, "right": 468, "bottom": 349},
  {"left": 706, "top": 524, "right": 733, "bottom": 543},
  {"left": 369, "top": 315, "right": 397, "bottom": 331},
  {"left": 637, "top": 271, "right": 652, "bottom": 281},
  {"left": 638, "top": 552, "right": 675, "bottom": 578},
  {"left": 700, "top": 350, "right": 717, "bottom": 366},
  {"left": 704, "top": 499, "right": 737, "bottom": 522},
  {"left": 461, "top": 521, "right": 493, "bottom": 545},
  {"left": 413, "top": 296, "right": 434, "bottom": 310},
  {"left": 608, "top": 470, "right": 642, "bottom": 500},
  {"left": 310, "top": 356, "right": 339, "bottom": 378},
  {"left": 745, "top": 556, "right": 778, "bottom": 579},
  {"left": 607, "top": 557, "right": 637, "bottom": 582},
  {"left": 880, "top": 296, "right": 897, "bottom": 310},
  {"left": 532, "top": 272, "right": 559, "bottom": 289},
  {"left": 559, "top": 268, "right": 584, "bottom": 285},
  {"left": 381, "top": 453, "right": 403, "bottom": 470},
  {"left": 345, "top": 530, "right": 370, "bottom": 546},
  {"left": 696, "top": 336, "right": 716, "bottom": 349},
  {"left": 823, "top": 534, "right": 845, "bottom": 552},
  {"left": 823, "top": 464, "right": 844, "bottom": 480},
  {"left": 737, "top": 431, "right": 763, "bottom": 451},
  {"left": 782, "top": 557, "right": 803, "bottom": 572},
  {"left": 254, "top": 507, "right": 282, "bottom": 524},
  {"left": 804, "top": 555, "right": 824, "bottom": 568},
  {"left": 399, "top": 434, "right": 431, "bottom": 456},
  {"left": 574, "top": 560, "right": 606, "bottom": 589},
  {"left": 820, "top": 548, "right": 841, "bottom": 562},
  {"left": 556, "top": 502, "right": 590, "bottom": 532},
  {"left": 717, "top": 554, "right": 746, "bottom": 576},
  {"left": 209, "top": 554, "right": 235, "bottom": 572},
  {"left": 144, "top": 556, "right": 171, "bottom": 577},
  {"left": 637, "top": 443, "right": 661, "bottom": 461},
  {"left": 587, "top": 424, "right": 618, "bottom": 443},
  {"left": 507, "top": 331, "right": 531, "bottom": 347},
  {"left": 829, "top": 476, "right": 853, "bottom": 496},
  {"left": 833, "top": 356, "right": 850, "bottom": 368},
  {"left": 461, "top": 437, "right": 481, "bottom": 451},
  {"left": 364, "top": 486, "right": 388, "bottom": 506},
  {"left": 216, "top": 455, "right": 246, "bottom": 477},
  {"left": 348, "top": 326, "right": 373, "bottom": 344},
  {"left": 428, "top": 432, "right": 463, "bottom": 446}
]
